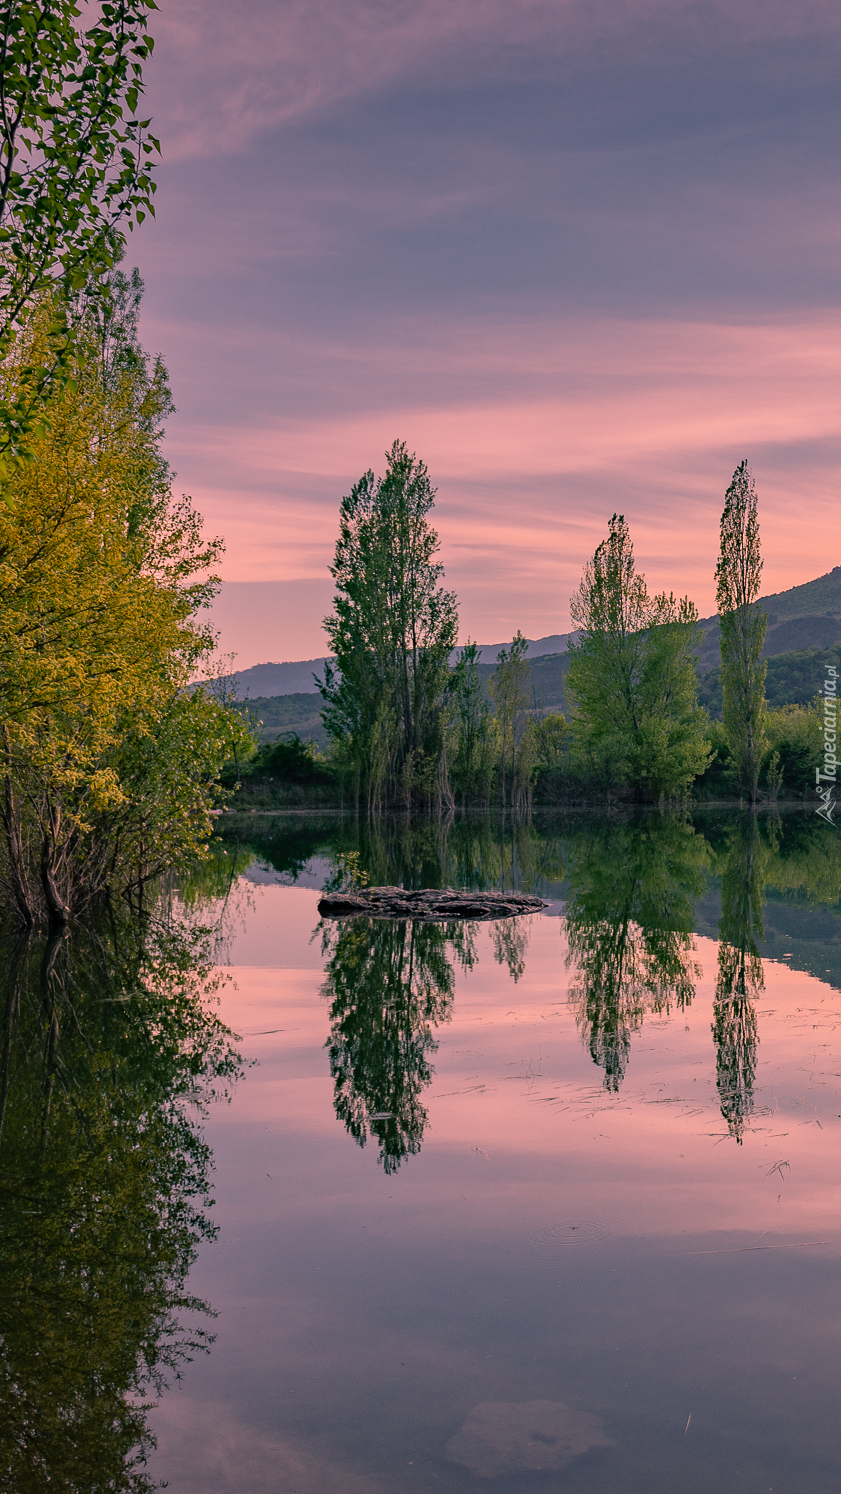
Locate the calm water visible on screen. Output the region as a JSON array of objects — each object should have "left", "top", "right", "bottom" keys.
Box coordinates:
[{"left": 4, "top": 810, "right": 841, "bottom": 1491}]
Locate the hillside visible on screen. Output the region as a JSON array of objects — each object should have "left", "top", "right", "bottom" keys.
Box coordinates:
[
  {"left": 231, "top": 565, "right": 841, "bottom": 741},
  {"left": 236, "top": 692, "right": 329, "bottom": 747},
  {"left": 696, "top": 565, "right": 841, "bottom": 670},
  {"left": 698, "top": 642, "right": 841, "bottom": 718},
  {"left": 244, "top": 651, "right": 573, "bottom": 744},
  {"left": 229, "top": 633, "right": 573, "bottom": 699},
  {"left": 229, "top": 566, "right": 841, "bottom": 699}
]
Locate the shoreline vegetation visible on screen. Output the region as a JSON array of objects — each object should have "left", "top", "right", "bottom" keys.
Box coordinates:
[
  {"left": 0, "top": 274, "right": 252, "bottom": 927},
  {"left": 224, "top": 449, "right": 821, "bottom": 818}
]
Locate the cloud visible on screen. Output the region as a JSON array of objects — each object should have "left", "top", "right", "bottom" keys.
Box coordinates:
[
  {"left": 156, "top": 312, "right": 841, "bottom": 623},
  {"left": 145, "top": 0, "right": 841, "bottom": 160},
  {"left": 149, "top": 1397, "right": 387, "bottom": 1494}
]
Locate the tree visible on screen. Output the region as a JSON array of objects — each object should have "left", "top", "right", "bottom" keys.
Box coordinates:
[
  {"left": 489, "top": 631, "right": 531, "bottom": 807},
  {"left": 318, "top": 440, "right": 458, "bottom": 810},
  {"left": 715, "top": 461, "right": 767, "bottom": 802},
  {"left": 0, "top": 275, "right": 251, "bottom": 924},
  {"left": 567, "top": 513, "right": 709, "bottom": 799},
  {"left": 0, "top": 0, "right": 158, "bottom": 465},
  {"left": 447, "top": 640, "right": 497, "bottom": 804}
]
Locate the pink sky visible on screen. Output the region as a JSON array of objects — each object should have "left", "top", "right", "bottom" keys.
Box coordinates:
[{"left": 133, "top": 0, "right": 841, "bottom": 662}]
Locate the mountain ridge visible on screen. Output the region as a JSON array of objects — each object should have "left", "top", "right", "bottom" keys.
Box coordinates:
[{"left": 227, "top": 564, "right": 841, "bottom": 728}]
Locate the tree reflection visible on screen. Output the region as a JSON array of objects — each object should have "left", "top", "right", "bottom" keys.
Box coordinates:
[
  {"left": 321, "top": 917, "right": 477, "bottom": 1172},
  {"left": 0, "top": 912, "right": 242, "bottom": 1492},
  {"left": 492, "top": 916, "right": 531, "bottom": 982},
  {"left": 564, "top": 816, "right": 709, "bottom": 1089},
  {"left": 713, "top": 815, "right": 766, "bottom": 1141}
]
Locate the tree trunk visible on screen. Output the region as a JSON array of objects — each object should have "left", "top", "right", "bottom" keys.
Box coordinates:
[{"left": 41, "top": 818, "right": 70, "bottom": 928}]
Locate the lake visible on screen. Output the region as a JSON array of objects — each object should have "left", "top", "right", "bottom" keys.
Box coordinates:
[{"left": 3, "top": 809, "right": 841, "bottom": 1492}]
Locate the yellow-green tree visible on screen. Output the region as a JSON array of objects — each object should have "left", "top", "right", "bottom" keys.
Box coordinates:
[{"left": 0, "top": 275, "right": 251, "bottom": 925}]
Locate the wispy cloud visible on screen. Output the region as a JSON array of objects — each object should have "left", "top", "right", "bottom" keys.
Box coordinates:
[
  {"left": 146, "top": 0, "right": 841, "bottom": 160},
  {"left": 156, "top": 312, "right": 841, "bottom": 643}
]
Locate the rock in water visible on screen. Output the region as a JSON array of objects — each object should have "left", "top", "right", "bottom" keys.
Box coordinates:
[
  {"left": 445, "top": 1400, "right": 613, "bottom": 1477},
  {"left": 317, "top": 886, "right": 548, "bottom": 922}
]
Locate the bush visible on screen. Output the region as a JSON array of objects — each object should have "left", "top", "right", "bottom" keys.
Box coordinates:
[{"left": 254, "top": 735, "right": 335, "bottom": 786}]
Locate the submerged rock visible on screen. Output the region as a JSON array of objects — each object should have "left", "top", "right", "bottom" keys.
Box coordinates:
[
  {"left": 317, "top": 886, "right": 548, "bottom": 922},
  {"left": 445, "top": 1399, "right": 614, "bottom": 1477}
]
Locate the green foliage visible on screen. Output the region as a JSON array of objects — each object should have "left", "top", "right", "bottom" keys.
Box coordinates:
[
  {"left": 329, "top": 849, "right": 370, "bottom": 892},
  {"left": 762, "top": 704, "right": 821, "bottom": 798},
  {"left": 567, "top": 514, "right": 710, "bottom": 799},
  {"left": 716, "top": 461, "right": 768, "bottom": 799},
  {"left": 320, "top": 917, "right": 465, "bottom": 1172},
  {"left": 711, "top": 815, "right": 766, "bottom": 1140},
  {"left": 563, "top": 814, "right": 709, "bottom": 1088},
  {"left": 318, "top": 440, "right": 458, "bottom": 811},
  {"left": 694, "top": 703, "right": 820, "bottom": 801},
  {"left": 446, "top": 640, "right": 497, "bottom": 803},
  {"left": 0, "top": 0, "right": 159, "bottom": 463},
  {"left": 319, "top": 895, "right": 540, "bottom": 1171},
  {"left": 0, "top": 908, "right": 243, "bottom": 1490},
  {"left": 489, "top": 631, "right": 532, "bottom": 807},
  {"left": 252, "top": 734, "right": 333, "bottom": 786},
  {"left": 0, "top": 278, "right": 252, "bottom": 924}
]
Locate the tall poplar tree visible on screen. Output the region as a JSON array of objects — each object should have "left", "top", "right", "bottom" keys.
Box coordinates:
[
  {"left": 447, "top": 641, "right": 497, "bottom": 804},
  {"left": 318, "top": 441, "right": 458, "bottom": 809},
  {"left": 715, "top": 461, "right": 767, "bottom": 802},
  {"left": 489, "top": 631, "right": 531, "bottom": 808}
]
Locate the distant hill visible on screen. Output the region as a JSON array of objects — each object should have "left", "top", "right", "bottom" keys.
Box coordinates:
[
  {"left": 699, "top": 642, "right": 841, "bottom": 718},
  {"left": 237, "top": 692, "right": 329, "bottom": 746},
  {"left": 230, "top": 633, "right": 574, "bottom": 700},
  {"left": 244, "top": 652, "right": 573, "bottom": 743},
  {"left": 231, "top": 658, "right": 330, "bottom": 697},
  {"left": 230, "top": 566, "right": 841, "bottom": 740},
  {"left": 696, "top": 565, "right": 841, "bottom": 670}
]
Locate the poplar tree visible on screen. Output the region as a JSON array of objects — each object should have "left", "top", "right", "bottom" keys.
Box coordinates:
[
  {"left": 447, "top": 641, "right": 497, "bottom": 804},
  {"left": 319, "top": 441, "right": 458, "bottom": 809},
  {"left": 489, "top": 631, "right": 531, "bottom": 808},
  {"left": 715, "top": 461, "right": 767, "bottom": 802},
  {"left": 567, "top": 514, "right": 708, "bottom": 799}
]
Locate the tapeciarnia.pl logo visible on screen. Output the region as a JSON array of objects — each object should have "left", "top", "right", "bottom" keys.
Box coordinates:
[{"left": 816, "top": 665, "right": 838, "bottom": 823}]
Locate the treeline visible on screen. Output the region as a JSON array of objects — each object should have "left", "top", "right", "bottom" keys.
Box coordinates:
[{"left": 302, "top": 445, "right": 819, "bottom": 811}]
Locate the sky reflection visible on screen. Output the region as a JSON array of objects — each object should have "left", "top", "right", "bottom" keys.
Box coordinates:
[{"left": 149, "top": 911, "right": 840, "bottom": 1487}]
